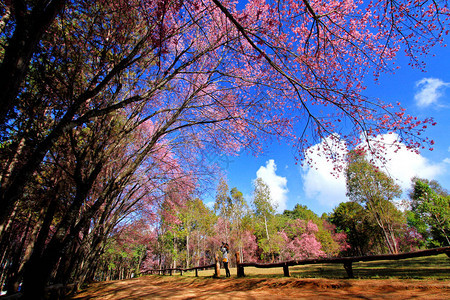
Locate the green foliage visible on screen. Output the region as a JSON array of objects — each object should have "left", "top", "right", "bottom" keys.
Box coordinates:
[
  {"left": 283, "top": 204, "right": 318, "bottom": 222},
  {"left": 315, "top": 228, "right": 340, "bottom": 257},
  {"left": 406, "top": 210, "right": 428, "bottom": 240},
  {"left": 252, "top": 178, "right": 276, "bottom": 217},
  {"left": 409, "top": 178, "right": 450, "bottom": 247},
  {"left": 168, "top": 197, "right": 218, "bottom": 268},
  {"left": 330, "top": 201, "right": 379, "bottom": 256},
  {"left": 251, "top": 178, "right": 279, "bottom": 261},
  {"left": 214, "top": 177, "right": 232, "bottom": 218},
  {"left": 346, "top": 151, "right": 402, "bottom": 204},
  {"left": 103, "top": 237, "right": 147, "bottom": 276},
  {"left": 345, "top": 151, "right": 405, "bottom": 254},
  {"left": 256, "top": 232, "right": 284, "bottom": 261},
  {"left": 230, "top": 187, "right": 248, "bottom": 222}
]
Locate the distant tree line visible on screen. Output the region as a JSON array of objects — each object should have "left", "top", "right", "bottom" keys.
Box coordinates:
[{"left": 138, "top": 157, "right": 449, "bottom": 272}]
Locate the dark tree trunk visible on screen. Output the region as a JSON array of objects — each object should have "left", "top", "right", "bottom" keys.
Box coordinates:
[{"left": 0, "top": 0, "right": 66, "bottom": 125}]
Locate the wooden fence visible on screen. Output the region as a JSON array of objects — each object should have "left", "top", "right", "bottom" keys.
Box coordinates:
[
  {"left": 144, "top": 246, "right": 450, "bottom": 279},
  {"left": 143, "top": 263, "right": 216, "bottom": 277},
  {"left": 236, "top": 246, "right": 450, "bottom": 278},
  {"left": 142, "top": 253, "right": 224, "bottom": 277}
]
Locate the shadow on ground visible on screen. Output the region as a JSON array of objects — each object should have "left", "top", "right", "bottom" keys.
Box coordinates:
[{"left": 67, "top": 275, "right": 450, "bottom": 300}]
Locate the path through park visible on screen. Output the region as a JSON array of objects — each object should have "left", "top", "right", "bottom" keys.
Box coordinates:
[{"left": 69, "top": 276, "right": 450, "bottom": 299}]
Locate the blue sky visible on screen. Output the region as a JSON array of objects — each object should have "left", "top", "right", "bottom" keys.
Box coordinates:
[{"left": 206, "top": 38, "right": 450, "bottom": 217}]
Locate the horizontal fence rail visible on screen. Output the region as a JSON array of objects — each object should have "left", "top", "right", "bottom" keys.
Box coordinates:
[
  {"left": 144, "top": 246, "right": 450, "bottom": 279},
  {"left": 142, "top": 264, "right": 216, "bottom": 277},
  {"left": 236, "top": 246, "right": 450, "bottom": 278}
]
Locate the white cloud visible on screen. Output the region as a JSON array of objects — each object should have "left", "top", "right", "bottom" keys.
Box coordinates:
[
  {"left": 368, "top": 133, "right": 444, "bottom": 191},
  {"left": 414, "top": 78, "right": 449, "bottom": 107},
  {"left": 255, "top": 159, "right": 288, "bottom": 212},
  {"left": 301, "top": 136, "right": 348, "bottom": 210},
  {"left": 301, "top": 133, "right": 445, "bottom": 211},
  {"left": 443, "top": 158, "right": 450, "bottom": 164}
]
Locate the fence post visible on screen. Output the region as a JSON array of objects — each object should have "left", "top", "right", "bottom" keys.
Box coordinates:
[
  {"left": 214, "top": 253, "right": 221, "bottom": 278},
  {"left": 180, "top": 269, "right": 183, "bottom": 276},
  {"left": 195, "top": 268, "right": 198, "bottom": 277},
  {"left": 283, "top": 263, "right": 290, "bottom": 277},
  {"left": 343, "top": 262, "right": 354, "bottom": 278},
  {"left": 235, "top": 252, "right": 245, "bottom": 277}
]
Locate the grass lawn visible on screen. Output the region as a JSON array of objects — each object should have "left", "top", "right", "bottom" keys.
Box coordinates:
[{"left": 168, "top": 254, "right": 450, "bottom": 280}]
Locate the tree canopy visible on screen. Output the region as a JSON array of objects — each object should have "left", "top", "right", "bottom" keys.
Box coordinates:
[
  {"left": 346, "top": 150, "right": 404, "bottom": 253},
  {"left": 409, "top": 178, "right": 450, "bottom": 247}
]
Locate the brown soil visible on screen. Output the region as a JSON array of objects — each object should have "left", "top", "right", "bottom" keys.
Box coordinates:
[{"left": 69, "top": 276, "right": 450, "bottom": 299}]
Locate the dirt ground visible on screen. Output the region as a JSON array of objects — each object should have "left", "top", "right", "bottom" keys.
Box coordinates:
[{"left": 69, "top": 275, "right": 450, "bottom": 299}]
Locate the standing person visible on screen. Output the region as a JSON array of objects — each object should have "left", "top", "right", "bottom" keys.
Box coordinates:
[{"left": 220, "top": 242, "right": 231, "bottom": 277}]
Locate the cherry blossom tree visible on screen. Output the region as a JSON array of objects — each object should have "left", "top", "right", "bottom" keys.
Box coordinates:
[
  {"left": 283, "top": 204, "right": 348, "bottom": 256},
  {"left": 239, "top": 230, "right": 259, "bottom": 263},
  {"left": 279, "top": 220, "right": 326, "bottom": 260},
  {"left": 1, "top": 0, "right": 449, "bottom": 295},
  {"left": 1, "top": 0, "right": 446, "bottom": 234},
  {"left": 4, "top": 110, "right": 200, "bottom": 296}
]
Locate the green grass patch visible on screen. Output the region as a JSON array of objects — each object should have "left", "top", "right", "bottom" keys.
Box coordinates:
[{"left": 291, "top": 254, "right": 450, "bottom": 279}]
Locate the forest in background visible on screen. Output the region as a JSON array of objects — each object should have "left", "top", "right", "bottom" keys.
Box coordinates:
[
  {"left": 1, "top": 0, "right": 449, "bottom": 298},
  {"left": 105, "top": 153, "right": 450, "bottom": 281}
]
